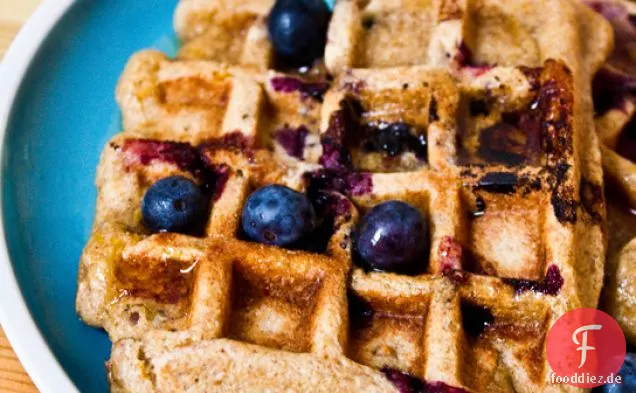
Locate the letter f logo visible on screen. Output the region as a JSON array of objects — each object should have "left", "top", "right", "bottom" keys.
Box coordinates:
[{"left": 572, "top": 325, "right": 602, "bottom": 368}]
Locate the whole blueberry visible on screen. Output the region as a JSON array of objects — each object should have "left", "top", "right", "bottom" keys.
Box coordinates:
[
  {"left": 354, "top": 201, "right": 428, "bottom": 274},
  {"left": 267, "top": 0, "right": 330, "bottom": 66},
  {"left": 598, "top": 353, "right": 636, "bottom": 393},
  {"left": 142, "top": 176, "right": 209, "bottom": 234},
  {"left": 241, "top": 185, "right": 316, "bottom": 247}
]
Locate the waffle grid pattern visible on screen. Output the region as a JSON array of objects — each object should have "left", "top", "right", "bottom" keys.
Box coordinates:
[{"left": 75, "top": 0, "right": 614, "bottom": 392}]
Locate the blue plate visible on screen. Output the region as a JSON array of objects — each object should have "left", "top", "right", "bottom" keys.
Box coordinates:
[{"left": 2, "top": 1, "right": 180, "bottom": 391}]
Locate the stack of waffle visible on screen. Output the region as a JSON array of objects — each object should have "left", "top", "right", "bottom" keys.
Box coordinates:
[
  {"left": 586, "top": 0, "right": 636, "bottom": 346},
  {"left": 76, "top": 0, "right": 616, "bottom": 391}
]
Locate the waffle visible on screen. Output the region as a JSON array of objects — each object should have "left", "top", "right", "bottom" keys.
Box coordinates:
[
  {"left": 174, "top": 0, "right": 274, "bottom": 70},
  {"left": 75, "top": 0, "right": 615, "bottom": 392},
  {"left": 585, "top": 0, "right": 636, "bottom": 345},
  {"left": 590, "top": 0, "right": 636, "bottom": 208}
]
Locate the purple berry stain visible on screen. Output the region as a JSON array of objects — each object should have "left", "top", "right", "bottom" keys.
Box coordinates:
[
  {"left": 271, "top": 76, "right": 303, "bottom": 92},
  {"left": 319, "top": 98, "right": 362, "bottom": 170},
  {"left": 456, "top": 42, "right": 474, "bottom": 67},
  {"left": 270, "top": 76, "right": 330, "bottom": 102},
  {"left": 438, "top": 236, "right": 463, "bottom": 271},
  {"left": 438, "top": 236, "right": 467, "bottom": 284},
  {"left": 305, "top": 169, "right": 372, "bottom": 198},
  {"left": 122, "top": 139, "right": 200, "bottom": 173},
  {"left": 346, "top": 172, "right": 373, "bottom": 196},
  {"left": 382, "top": 368, "right": 424, "bottom": 393},
  {"left": 381, "top": 368, "right": 469, "bottom": 393},
  {"left": 504, "top": 264, "right": 564, "bottom": 295},
  {"left": 456, "top": 41, "right": 493, "bottom": 77},
  {"left": 210, "top": 164, "right": 230, "bottom": 202},
  {"left": 320, "top": 142, "right": 352, "bottom": 171},
  {"left": 121, "top": 138, "right": 238, "bottom": 201},
  {"left": 275, "top": 125, "right": 309, "bottom": 159},
  {"left": 424, "top": 382, "right": 470, "bottom": 393},
  {"left": 309, "top": 100, "right": 374, "bottom": 199}
]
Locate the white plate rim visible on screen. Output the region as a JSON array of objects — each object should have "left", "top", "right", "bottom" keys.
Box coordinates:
[{"left": 0, "top": 1, "right": 80, "bottom": 392}]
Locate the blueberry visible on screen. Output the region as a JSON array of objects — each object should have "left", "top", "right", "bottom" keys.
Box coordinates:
[
  {"left": 267, "top": 0, "right": 330, "bottom": 66},
  {"left": 354, "top": 201, "right": 428, "bottom": 274},
  {"left": 241, "top": 185, "right": 316, "bottom": 247},
  {"left": 377, "top": 123, "right": 413, "bottom": 157},
  {"left": 598, "top": 353, "right": 636, "bottom": 393},
  {"left": 141, "top": 176, "right": 209, "bottom": 234},
  {"left": 362, "top": 122, "right": 428, "bottom": 160}
]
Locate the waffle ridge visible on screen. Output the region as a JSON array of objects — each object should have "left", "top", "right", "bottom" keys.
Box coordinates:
[{"left": 75, "top": 0, "right": 615, "bottom": 392}]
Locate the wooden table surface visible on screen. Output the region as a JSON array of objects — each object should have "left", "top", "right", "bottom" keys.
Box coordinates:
[
  {"left": 0, "top": 330, "right": 38, "bottom": 393},
  {"left": 1, "top": 3, "right": 44, "bottom": 392}
]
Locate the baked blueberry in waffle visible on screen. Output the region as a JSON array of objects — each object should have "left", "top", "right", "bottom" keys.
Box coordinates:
[{"left": 75, "top": 0, "right": 622, "bottom": 392}]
